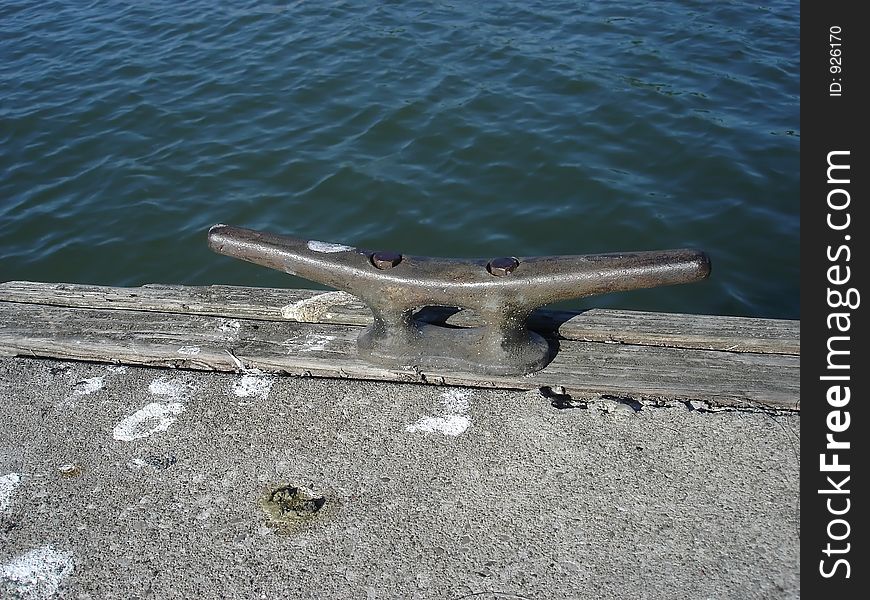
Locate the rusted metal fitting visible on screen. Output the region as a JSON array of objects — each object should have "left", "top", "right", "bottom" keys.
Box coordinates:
[{"left": 207, "top": 224, "right": 711, "bottom": 376}]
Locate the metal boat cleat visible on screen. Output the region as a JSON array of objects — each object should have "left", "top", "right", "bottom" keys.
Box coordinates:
[{"left": 208, "top": 224, "right": 711, "bottom": 376}]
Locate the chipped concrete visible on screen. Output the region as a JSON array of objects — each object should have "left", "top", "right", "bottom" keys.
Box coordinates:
[{"left": 0, "top": 356, "right": 800, "bottom": 599}]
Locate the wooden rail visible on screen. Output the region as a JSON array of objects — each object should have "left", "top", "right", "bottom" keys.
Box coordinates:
[{"left": 0, "top": 281, "right": 800, "bottom": 411}]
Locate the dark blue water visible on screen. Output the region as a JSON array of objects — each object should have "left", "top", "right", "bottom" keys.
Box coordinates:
[{"left": 1, "top": 0, "right": 799, "bottom": 318}]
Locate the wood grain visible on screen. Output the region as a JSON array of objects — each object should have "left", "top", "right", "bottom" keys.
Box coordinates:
[
  {"left": 0, "top": 298, "right": 799, "bottom": 411},
  {"left": 0, "top": 281, "right": 799, "bottom": 354}
]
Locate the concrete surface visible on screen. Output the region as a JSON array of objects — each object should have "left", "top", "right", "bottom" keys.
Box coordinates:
[{"left": 0, "top": 357, "right": 799, "bottom": 599}]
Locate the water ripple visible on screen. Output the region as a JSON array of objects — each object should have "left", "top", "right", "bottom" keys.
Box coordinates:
[{"left": 0, "top": 0, "right": 799, "bottom": 317}]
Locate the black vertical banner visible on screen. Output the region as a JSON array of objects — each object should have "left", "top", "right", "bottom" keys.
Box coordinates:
[{"left": 802, "top": 2, "right": 867, "bottom": 596}]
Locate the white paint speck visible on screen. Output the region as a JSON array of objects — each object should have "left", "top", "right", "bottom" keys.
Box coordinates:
[
  {"left": 0, "top": 545, "right": 73, "bottom": 599},
  {"left": 217, "top": 319, "right": 241, "bottom": 340},
  {"left": 406, "top": 389, "right": 474, "bottom": 436},
  {"left": 280, "top": 291, "right": 358, "bottom": 322},
  {"left": 440, "top": 389, "right": 470, "bottom": 413},
  {"left": 112, "top": 375, "right": 192, "bottom": 440},
  {"left": 71, "top": 377, "right": 103, "bottom": 396},
  {"left": 232, "top": 373, "right": 273, "bottom": 400},
  {"left": 196, "top": 507, "right": 214, "bottom": 521},
  {"left": 126, "top": 458, "right": 149, "bottom": 471},
  {"left": 148, "top": 376, "right": 189, "bottom": 399},
  {"left": 299, "top": 332, "right": 336, "bottom": 352},
  {"left": 112, "top": 402, "right": 185, "bottom": 441},
  {"left": 1, "top": 473, "right": 22, "bottom": 512},
  {"left": 406, "top": 415, "right": 471, "bottom": 436},
  {"left": 177, "top": 345, "right": 201, "bottom": 356},
  {"left": 307, "top": 240, "right": 354, "bottom": 253},
  {"left": 106, "top": 365, "right": 128, "bottom": 374}
]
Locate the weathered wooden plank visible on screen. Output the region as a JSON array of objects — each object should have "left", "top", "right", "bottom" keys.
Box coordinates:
[
  {"left": 0, "top": 301, "right": 799, "bottom": 410},
  {"left": 0, "top": 281, "right": 799, "bottom": 355}
]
